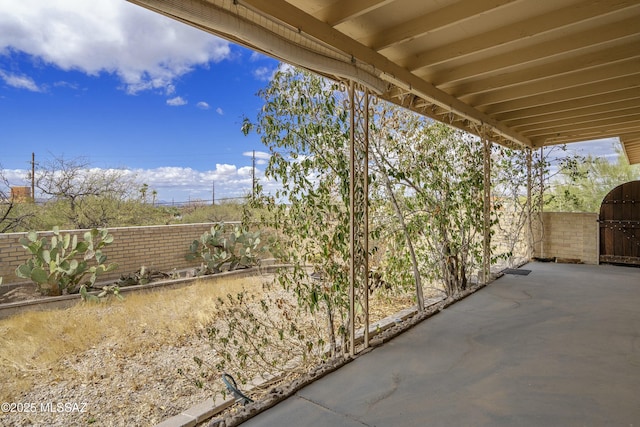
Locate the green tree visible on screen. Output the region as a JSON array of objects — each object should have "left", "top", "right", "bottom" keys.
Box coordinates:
[
  {"left": 244, "top": 66, "right": 491, "bottom": 352},
  {"left": 178, "top": 200, "right": 247, "bottom": 224},
  {"left": 35, "top": 155, "right": 137, "bottom": 229},
  {"left": 491, "top": 144, "right": 593, "bottom": 265},
  {"left": 546, "top": 145, "right": 640, "bottom": 212},
  {"left": 0, "top": 166, "right": 36, "bottom": 232},
  {"left": 140, "top": 183, "right": 149, "bottom": 203},
  {"left": 243, "top": 67, "right": 353, "bottom": 353},
  {"left": 491, "top": 146, "right": 547, "bottom": 266},
  {"left": 369, "top": 110, "right": 485, "bottom": 297}
]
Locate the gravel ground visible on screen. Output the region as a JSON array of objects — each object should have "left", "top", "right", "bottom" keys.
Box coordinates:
[
  {"left": 0, "top": 334, "right": 218, "bottom": 427},
  {"left": 0, "top": 282, "right": 425, "bottom": 427}
]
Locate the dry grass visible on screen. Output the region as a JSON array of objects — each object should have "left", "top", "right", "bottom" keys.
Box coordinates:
[
  {"left": 0, "top": 272, "right": 436, "bottom": 425},
  {"left": 0, "top": 275, "right": 266, "bottom": 402}
]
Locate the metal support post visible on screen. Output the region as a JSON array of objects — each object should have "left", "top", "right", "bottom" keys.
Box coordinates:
[
  {"left": 526, "top": 148, "right": 533, "bottom": 259},
  {"left": 482, "top": 128, "right": 492, "bottom": 285},
  {"left": 538, "top": 147, "right": 545, "bottom": 259},
  {"left": 348, "top": 81, "right": 370, "bottom": 356}
]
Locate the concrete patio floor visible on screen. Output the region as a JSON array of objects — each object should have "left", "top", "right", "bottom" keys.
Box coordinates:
[{"left": 241, "top": 262, "right": 640, "bottom": 427}]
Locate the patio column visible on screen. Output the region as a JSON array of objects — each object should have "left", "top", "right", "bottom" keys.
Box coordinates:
[
  {"left": 526, "top": 148, "right": 533, "bottom": 259},
  {"left": 348, "top": 80, "right": 370, "bottom": 356},
  {"left": 482, "top": 128, "right": 492, "bottom": 284},
  {"left": 538, "top": 147, "right": 545, "bottom": 259}
]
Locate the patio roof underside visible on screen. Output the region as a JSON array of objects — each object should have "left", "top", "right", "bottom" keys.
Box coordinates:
[{"left": 129, "top": 0, "right": 640, "bottom": 163}]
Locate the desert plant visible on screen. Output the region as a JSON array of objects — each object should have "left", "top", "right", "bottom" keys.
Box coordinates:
[
  {"left": 182, "top": 283, "right": 327, "bottom": 403},
  {"left": 186, "top": 223, "right": 263, "bottom": 275},
  {"left": 80, "top": 284, "right": 124, "bottom": 302},
  {"left": 15, "top": 226, "right": 118, "bottom": 296},
  {"left": 116, "top": 265, "right": 171, "bottom": 286}
]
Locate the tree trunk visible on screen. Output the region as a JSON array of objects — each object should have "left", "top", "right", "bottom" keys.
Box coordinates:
[{"left": 375, "top": 159, "right": 425, "bottom": 311}]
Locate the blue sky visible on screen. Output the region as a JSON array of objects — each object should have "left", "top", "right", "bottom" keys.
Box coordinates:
[
  {"left": 0, "top": 0, "right": 622, "bottom": 203},
  {"left": 0, "top": 0, "right": 278, "bottom": 202}
]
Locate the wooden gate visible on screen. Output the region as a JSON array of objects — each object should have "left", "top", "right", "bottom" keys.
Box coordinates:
[{"left": 599, "top": 180, "right": 640, "bottom": 265}]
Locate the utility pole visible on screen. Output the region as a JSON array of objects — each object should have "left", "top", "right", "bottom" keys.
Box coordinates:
[
  {"left": 31, "top": 152, "right": 35, "bottom": 203},
  {"left": 252, "top": 150, "right": 256, "bottom": 201},
  {"left": 212, "top": 180, "right": 215, "bottom": 205}
]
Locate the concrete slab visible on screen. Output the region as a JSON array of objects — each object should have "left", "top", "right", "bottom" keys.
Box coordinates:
[{"left": 241, "top": 262, "right": 640, "bottom": 426}]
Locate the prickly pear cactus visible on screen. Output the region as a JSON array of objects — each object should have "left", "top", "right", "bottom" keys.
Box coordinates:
[
  {"left": 15, "top": 226, "right": 118, "bottom": 296},
  {"left": 186, "top": 222, "right": 264, "bottom": 275}
]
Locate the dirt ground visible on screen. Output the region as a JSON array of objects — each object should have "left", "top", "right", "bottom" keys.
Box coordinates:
[
  {"left": 0, "top": 285, "right": 41, "bottom": 304},
  {"left": 0, "top": 274, "right": 429, "bottom": 427}
]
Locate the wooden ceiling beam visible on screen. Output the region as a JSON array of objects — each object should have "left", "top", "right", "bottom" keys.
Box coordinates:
[
  {"left": 620, "top": 131, "right": 640, "bottom": 164},
  {"left": 130, "top": 0, "right": 640, "bottom": 153},
  {"left": 528, "top": 118, "right": 640, "bottom": 141},
  {"left": 494, "top": 87, "right": 640, "bottom": 121},
  {"left": 478, "top": 74, "right": 640, "bottom": 113},
  {"left": 366, "top": 0, "right": 519, "bottom": 52},
  {"left": 403, "top": 0, "right": 638, "bottom": 71},
  {"left": 429, "top": 16, "right": 640, "bottom": 86},
  {"left": 506, "top": 99, "right": 640, "bottom": 129},
  {"left": 316, "top": 0, "right": 392, "bottom": 27},
  {"left": 533, "top": 127, "right": 640, "bottom": 147},
  {"left": 515, "top": 107, "right": 640, "bottom": 133},
  {"left": 463, "top": 59, "right": 640, "bottom": 106},
  {"left": 619, "top": 131, "right": 640, "bottom": 141},
  {"left": 446, "top": 43, "right": 640, "bottom": 97},
  {"left": 241, "top": 0, "right": 532, "bottom": 146}
]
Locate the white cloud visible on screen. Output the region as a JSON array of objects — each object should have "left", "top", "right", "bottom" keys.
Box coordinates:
[
  {"left": 0, "top": 0, "right": 231, "bottom": 94},
  {"left": 0, "top": 70, "right": 41, "bottom": 91},
  {"left": 242, "top": 150, "right": 271, "bottom": 165},
  {"left": 237, "top": 166, "right": 254, "bottom": 177},
  {"left": 243, "top": 151, "right": 271, "bottom": 160},
  {"left": 253, "top": 66, "right": 275, "bottom": 81},
  {"left": 53, "top": 80, "right": 80, "bottom": 90},
  {"left": 565, "top": 138, "right": 621, "bottom": 160},
  {"left": 215, "top": 107, "right": 224, "bottom": 115},
  {"left": 249, "top": 51, "right": 268, "bottom": 62},
  {"left": 214, "top": 164, "right": 237, "bottom": 177},
  {"left": 277, "top": 63, "right": 296, "bottom": 74},
  {"left": 2, "top": 162, "right": 281, "bottom": 204},
  {"left": 196, "top": 101, "right": 210, "bottom": 110},
  {"left": 1, "top": 169, "right": 30, "bottom": 186},
  {"left": 166, "top": 96, "right": 187, "bottom": 106}
]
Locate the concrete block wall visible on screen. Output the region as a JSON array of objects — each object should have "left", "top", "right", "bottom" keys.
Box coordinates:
[
  {"left": 0, "top": 212, "right": 601, "bottom": 285},
  {"left": 0, "top": 223, "right": 216, "bottom": 285},
  {"left": 492, "top": 210, "right": 531, "bottom": 263},
  {"left": 534, "top": 212, "right": 599, "bottom": 264}
]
